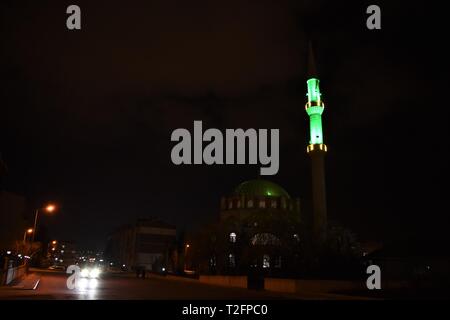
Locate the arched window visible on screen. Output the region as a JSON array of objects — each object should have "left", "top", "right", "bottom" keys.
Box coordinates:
[
  {"left": 259, "top": 200, "right": 266, "bottom": 208},
  {"left": 247, "top": 199, "right": 254, "bottom": 208},
  {"left": 229, "top": 253, "right": 236, "bottom": 267},
  {"left": 271, "top": 200, "right": 277, "bottom": 208},
  {"left": 228, "top": 200, "right": 233, "bottom": 209},
  {"left": 263, "top": 254, "right": 270, "bottom": 268},
  {"left": 236, "top": 200, "right": 241, "bottom": 208},
  {"left": 281, "top": 198, "right": 287, "bottom": 209},
  {"left": 209, "top": 256, "right": 216, "bottom": 267},
  {"left": 274, "top": 256, "right": 281, "bottom": 268},
  {"left": 229, "top": 232, "right": 237, "bottom": 243}
]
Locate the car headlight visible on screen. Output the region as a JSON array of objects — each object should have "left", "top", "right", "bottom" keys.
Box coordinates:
[
  {"left": 81, "top": 268, "right": 89, "bottom": 278},
  {"left": 90, "top": 268, "right": 100, "bottom": 278}
]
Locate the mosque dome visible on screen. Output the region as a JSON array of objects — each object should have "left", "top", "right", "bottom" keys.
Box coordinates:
[{"left": 233, "top": 179, "right": 290, "bottom": 199}]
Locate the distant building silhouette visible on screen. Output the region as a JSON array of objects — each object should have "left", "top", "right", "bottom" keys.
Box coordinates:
[
  {"left": 105, "top": 218, "right": 177, "bottom": 273},
  {"left": 0, "top": 156, "right": 29, "bottom": 252},
  {"left": 0, "top": 191, "right": 28, "bottom": 252}
]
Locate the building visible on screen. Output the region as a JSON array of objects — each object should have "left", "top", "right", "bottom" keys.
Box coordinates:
[
  {"left": 220, "top": 179, "right": 300, "bottom": 221},
  {"left": 189, "top": 179, "right": 305, "bottom": 277},
  {"left": 105, "top": 218, "right": 177, "bottom": 272}
]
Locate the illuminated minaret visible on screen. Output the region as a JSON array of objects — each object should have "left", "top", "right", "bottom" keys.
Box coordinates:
[{"left": 305, "top": 43, "right": 327, "bottom": 244}]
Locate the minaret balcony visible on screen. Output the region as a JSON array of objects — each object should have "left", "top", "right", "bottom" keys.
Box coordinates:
[
  {"left": 305, "top": 103, "right": 324, "bottom": 115},
  {"left": 307, "top": 143, "right": 327, "bottom": 153}
]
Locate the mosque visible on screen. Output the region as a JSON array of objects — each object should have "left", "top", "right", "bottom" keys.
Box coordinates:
[
  {"left": 189, "top": 45, "right": 338, "bottom": 276},
  {"left": 213, "top": 178, "right": 304, "bottom": 275}
]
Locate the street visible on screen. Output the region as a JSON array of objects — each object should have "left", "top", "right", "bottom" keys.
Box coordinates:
[{"left": 0, "top": 269, "right": 299, "bottom": 300}]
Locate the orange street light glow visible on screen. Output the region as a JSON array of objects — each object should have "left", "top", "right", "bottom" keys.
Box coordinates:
[
  {"left": 27, "top": 228, "right": 33, "bottom": 234},
  {"left": 46, "top": 204, "right": 56, "bottom": 212}
]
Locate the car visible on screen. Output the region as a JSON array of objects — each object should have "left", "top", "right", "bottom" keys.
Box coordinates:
[
  {"left": 79, "top": 264, "right": 102, "bottom": 279},
  {"left": 49, "top": 265, "right": 66, "bottom": 271}
]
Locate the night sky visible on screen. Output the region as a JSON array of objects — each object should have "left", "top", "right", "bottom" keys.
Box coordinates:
[{"left": 1, "top": 1, "right": 449, "bottom": 250}]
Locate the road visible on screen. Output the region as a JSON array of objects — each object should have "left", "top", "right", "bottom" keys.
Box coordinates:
[{"left": 0, "top": 269, "right": 300, "bottom": 300}]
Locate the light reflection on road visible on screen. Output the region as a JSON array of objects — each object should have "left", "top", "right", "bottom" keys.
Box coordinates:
[{"left": 76, "top": 278, "right": 99, "bottom": 299}]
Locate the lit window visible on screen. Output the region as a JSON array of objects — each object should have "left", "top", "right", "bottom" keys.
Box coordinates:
[
  {"left": 271, "top": 200, "right": 277, "bottom": 208},
  {"left": 228, "top": 201, "right": 233, "bottom": 209},
  {"left": 247, "top": 200, "right": 254, "bottom": 208},
  {"left": 229, "top": 232, "right": 237, "bottom": 243},
  {"left": 236, "top": 200, "right": 241, "bottom": 208},
  {"left": 259, "top": 200, "right": 266, "bottom": 208},
  {"left": 263, "top": 254, "right": 270, "bottom": 268}
]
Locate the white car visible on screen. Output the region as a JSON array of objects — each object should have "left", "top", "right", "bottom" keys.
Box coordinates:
[{"left": 80, "top": 266, "right": 101, "bottom": 278}]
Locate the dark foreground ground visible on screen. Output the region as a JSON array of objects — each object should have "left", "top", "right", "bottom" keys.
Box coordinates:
[
  {"left": 3, "top": 269, "right": 447, "bottom": 300},
  {"left": 0, "top": 269, "right": 326, "bottom": 300}
]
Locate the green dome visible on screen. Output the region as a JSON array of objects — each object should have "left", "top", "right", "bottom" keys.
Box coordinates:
[{"left": 233, "top": 179, "right": 290, "bottom": 199}]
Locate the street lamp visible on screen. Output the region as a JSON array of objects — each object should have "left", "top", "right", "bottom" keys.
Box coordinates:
[
  {"left": 23, "top": 228, "right": 33, "bottom": 244},
  {"left": 32, "top": 203, "right": 57, "bottom": 243},
  {"left": 184, "top": 244, "right": 190, "bottom": 272}
]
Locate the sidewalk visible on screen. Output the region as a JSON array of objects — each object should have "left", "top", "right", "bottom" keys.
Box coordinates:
[{"left": 7, "top": 273, "right": 41, "bottom": 290}]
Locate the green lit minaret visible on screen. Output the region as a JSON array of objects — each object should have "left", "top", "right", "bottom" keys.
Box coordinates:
[{"left": 305, "top": 43, "right": 327, "bottom": 244}]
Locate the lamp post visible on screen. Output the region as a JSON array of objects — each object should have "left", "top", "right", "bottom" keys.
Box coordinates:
[
  {"left": 184, "top": 244, "right": 190, "bottom": 272},
  {"left": 32, "top": 204, "right": 56, "bottom": 243},
  {"left": 23, "top": 228, "right": 33, "bottom": 245}
]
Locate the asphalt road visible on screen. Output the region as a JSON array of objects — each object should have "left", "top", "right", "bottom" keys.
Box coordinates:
[{"left": 0, "top": 269, "right": 299, "bottom": 300}]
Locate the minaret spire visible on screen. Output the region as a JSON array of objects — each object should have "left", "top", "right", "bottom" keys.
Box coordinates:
[
  {"left": 305, "top": 42, "right": 328, "bottom": 244},
  {"left": 307, "top": 42, "right": 318, "bottom": 79}
]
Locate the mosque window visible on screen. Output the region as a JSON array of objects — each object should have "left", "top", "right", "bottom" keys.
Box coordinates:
[
  {"left": 228, "top": 200, "right": 233, "bottom": 209},
  {"left": 271, "top": 200, "right": 277, "bottom": 208},
  {"left": 236, "top": 200, "right": 241, "bottom": 208},
  {"left": 250, "top": 233, "right": 281, "bottom": 246},
  {"left": 229, "top": 232, "right": 237, "bottom": 243},
  {"left": 259, "top": 200, "right": 266, "bottom": 208},
  {"left": 263, "top": 254, "right": 270, "bottom": 268},
  {"left": 274, "top": 256, "right": 282, "bottom": 268},
  {"left": 247, "top": 199, "right": 254, "bottom": 208},
  {"left": 229, "top": 253, "right": 236, "bottom": 268}
]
